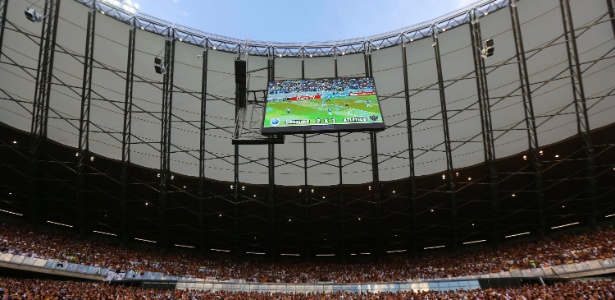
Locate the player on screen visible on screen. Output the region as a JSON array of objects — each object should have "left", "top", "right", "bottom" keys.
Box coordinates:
[
  {"left": 322, "top": 99, "right": 326, "bottom": 108},
  {"left": 345, "top": 102, "right": 350, "bottom": 109},
  {"left": 366, "top": 99, "right": 372, "bottom": 107},
  {"left": 328, "top": 107, "right": 332, "bottom": 115},
  {"left": 287, "top": 107, "right": 291, "bottom": 114}
]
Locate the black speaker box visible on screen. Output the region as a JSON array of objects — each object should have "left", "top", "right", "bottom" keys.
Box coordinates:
[{"left": 235, "top": 60, "right": 247, "bottom": 84}]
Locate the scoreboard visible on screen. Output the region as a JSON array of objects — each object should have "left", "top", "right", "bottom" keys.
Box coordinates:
[{"left": 261, "top": 77, "right": 385, "bottom": 135}]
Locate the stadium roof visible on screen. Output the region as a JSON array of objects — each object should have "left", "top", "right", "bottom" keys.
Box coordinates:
[{"left": 0, "top": 0, "right": 614, "bottom": 257}]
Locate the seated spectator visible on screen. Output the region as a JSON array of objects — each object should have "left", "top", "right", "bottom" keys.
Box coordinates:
[
  {"left": 1, "top": 277, "right": 615, "bottom": 299},
  {"left": 1, "top": 222, "right": 614, "bottom": 284}
]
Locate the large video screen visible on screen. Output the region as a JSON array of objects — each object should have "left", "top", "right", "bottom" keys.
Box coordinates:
[{"left": 261, "top": 77, "right": 385, "bottom": 135}]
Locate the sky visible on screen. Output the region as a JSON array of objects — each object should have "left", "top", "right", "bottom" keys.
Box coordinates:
[{"left": 132, "top": 0, "right": 485, "bottom": 43}]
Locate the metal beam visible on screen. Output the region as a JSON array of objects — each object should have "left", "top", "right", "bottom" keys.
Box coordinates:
[
  {"left": 400, "top": 38, "right": 418, "bottom": 256},
  {"left": 76, "top": 2, "right": 96, "bottom": 231},
  {"left": 510, "top": 0, "right": 546, "bottom": 236},
  {"left": 364, "top": 43, "right": 381, "bottom": 257},
  {"left": 607, "top": 0, "right": 615, "bottom": 38},
  {"left": 120, "top": 20, "right": 136, "bottom": 245},
  {"left": 159, "top": 30, "right": 176, "bottom": 248},
  {"left": 267, "top": 47, "right": 276, "bottom": 259},
  {"left": 469, "top": 11, "right": 499, "bottom": 244},
  {"left": 0, "top": 0, "right": 8, "bottom": 60},
  {"left": 29, "top": 0, "right": 61, "bottom": 224},
  {"left": 334, "top": 53, "right": 346, "bottom": 260},
  {"left": 432, "top": 28, "right": 458, "bottom": 248},
  {"left": 337, "top": 130, "right": 346, "bottom": 260},
  {"left": 233, "top": 47, "right": 241, "bottom": 256},
  {"left": 267, "top": 143, "right": 276, "bottom": 258},
  {"left": 301, "top": 56, "right": 311, "bottom": 259},
  {"left": 233, "top": 142, "right": 239, "bottom": 255},
  {"left": 198, "top": 41, "right": 209, "bottom": 253},
  {"left": 559, "top": 0, "right": 597, "bottom": 226}
]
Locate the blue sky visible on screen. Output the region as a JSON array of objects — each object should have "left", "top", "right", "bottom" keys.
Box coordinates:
[{"left": 132, "top": 0, "right": 483, "bottom": 43}]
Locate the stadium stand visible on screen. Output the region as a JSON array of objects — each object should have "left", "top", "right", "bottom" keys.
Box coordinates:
[
  {"left": 1, "top": 222, "right": 614, "bottom": 283},
  {"left": 1, "top": 277, "right": 615, "bottom": 299}
]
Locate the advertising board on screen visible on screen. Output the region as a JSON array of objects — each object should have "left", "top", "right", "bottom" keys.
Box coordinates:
[{"left": 261, "top": 77, "right": 385, "bottom": 135}]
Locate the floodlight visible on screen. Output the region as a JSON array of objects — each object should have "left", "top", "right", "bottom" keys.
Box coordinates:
[
  {"left": 154, "top": 57, "right": 166, "bottom": 74},
  {"left": 25, "top": 7, "right": 44, "bottom": 22},
  {"left": 485, "top": 38, "right": 494, "bottom": 48},
  {"left": 481, "top": 38, "right": 494, "bottom": 59},
  {"left": 154, "top": 64, "right": 166, "bottom": 74}
]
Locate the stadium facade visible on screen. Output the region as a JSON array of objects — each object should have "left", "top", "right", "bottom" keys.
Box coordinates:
[{"left": 0, "top": 0, "right": 614, "bottom": 258}]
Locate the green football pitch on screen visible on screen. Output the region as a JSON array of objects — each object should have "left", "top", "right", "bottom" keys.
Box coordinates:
[{"left": 263, "top": 95, "right": 382, "bottom": 128}]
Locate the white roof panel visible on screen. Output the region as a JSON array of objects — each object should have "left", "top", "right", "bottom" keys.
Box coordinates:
[
  {"left": 517, "top": 0, "right": 563, "bottom": 51},
  {"left": 170, "top": 119, "right": 200, "bottom": 176},
  {"left": 89, "top": 94, "right": 127, "bottom": 159},
  {"left": 439, "top": 25, "right": 474, "bottom": 81},
  {"left": 341, "top": 132, "right": 372, "bottom": 184},
  {"left": 238, "top": 145, "right": 269, "bottom": 185},
  {"left": 0, "top": 52, "right": 35, "bottom": 131},
  {"left": 94, "top": 11, "right": 131, "bottom": 71},
  {"left": 406, "top": 38, "right": 438, "bottom": 90},
  {"left": 130, "top": 114, "right": 161, "bottom": 169},
  {"left": 275, "top": 57, "right": 302, "bottom": 80},
  {"left": 304, "top": 56, "right": 335, "bottom": 79},
  {"left": 378, "top": 125, "right": 411, "bottom": 182},
  {"left": 247, "top": 55, "right": 269, "bottom": 92},
  {"left": 337, "top": 53, "right": 366, "bottom": 77},
  {"left": 274, "top": 134, "right": 305, "bottom": 186}
]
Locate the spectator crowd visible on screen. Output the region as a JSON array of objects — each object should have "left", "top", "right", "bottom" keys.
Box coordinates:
[
  {"left": 1, "top": 277, "right": 615, "bottom": 299},
  {"left": 1, "top": 223, "right": 614, "bottom": 283},
  {"left": 268, "top": 78, "right": 374, "bottom": 95}
]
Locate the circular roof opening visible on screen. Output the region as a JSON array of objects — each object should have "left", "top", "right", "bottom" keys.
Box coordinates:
[{"left": 133, "top": 0, "right": 489, "bottom": 43}]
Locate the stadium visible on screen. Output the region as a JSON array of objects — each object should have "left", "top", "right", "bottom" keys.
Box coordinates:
[{"left": 1, "top": 0, "right": 615, "bottom": 297}]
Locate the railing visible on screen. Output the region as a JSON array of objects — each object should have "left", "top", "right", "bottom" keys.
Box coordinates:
[
  {"left": 0, "top": 253, "right": 198, "bottom": 282},
  {"left": 176, "top": 280, "right": 481, "bottom": 293},
  {"left": 2, "top": 251, "right": 615, "bottom": 293}
]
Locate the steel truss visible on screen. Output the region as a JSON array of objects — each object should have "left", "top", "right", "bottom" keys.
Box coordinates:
[
  {"left": 301, "top": 58, "right": 309, "bottom": 257},
  {"left": 121, "top": 19, "right": 136, "bottom": 243},
  {"left": 400, "top": 38, "right": 418, "bottom": 256},
  {"left": 233, "top": 143, "right": 239, "bottom": 254},
  {"left": 469, "top": 10, "right": 500, "bottom": 243},
  {"left": 0, "top": 0, "right": 7, "bottom": 59},
  {"left": 334, "top": 58, "right": 347, "bottom": 260},
  {"left": 198, "top": 43, "right": 208, "bottom": 252},
  {"left": 432, "top": 28, "right": 459, "bottom": 248},
  {"left": 337, "top": 130, "right": 345, "bottom": 259},
  {"left": 559, "top": 0, "right": 598, "bottom": 226},
  {"left": 365, "top": 45, "right": 382, "bottom": 258},
  {"left": 509, "top": 0, "right": 546, "bottom": 236},
  {"left": 159, "top": 31, "right": 176, "bottom": 247},
  {"left": 75, "top": 1, "right": 96, "bottom": 230},
  {"left": 267, "top": 51, "right": 276, "bottom": 258},
  {"left": 29, "top": 0, "right": 61, "bottom": 224},
  {"left": 608, "top": 0, "right": 615, "bottom": 38}
]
